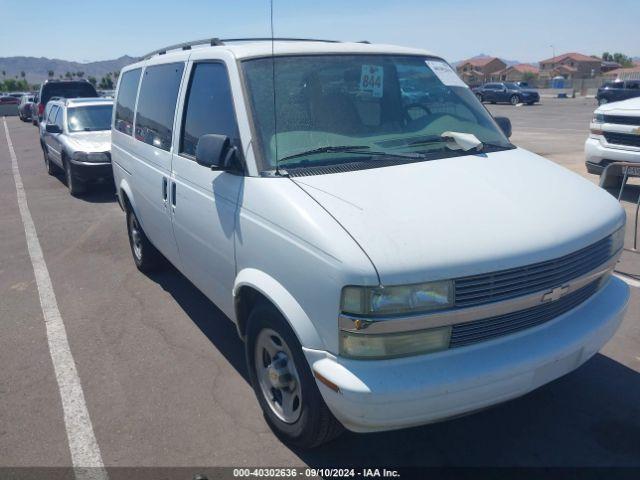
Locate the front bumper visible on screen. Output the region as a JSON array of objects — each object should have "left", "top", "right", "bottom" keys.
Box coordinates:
[
  {"left": 69, "top": 159, "right": 113, "bottom": 182},
  {"left": 305, "top": 276, "right": 629, "bottom": 433},
  {"left": 585, "top": 137, "right": 640, "bottom": 176}
]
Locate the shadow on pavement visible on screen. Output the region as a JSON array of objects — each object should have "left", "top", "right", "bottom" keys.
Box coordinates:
[{"left": 147, "top": 264, "right": 640, "bottom": 467}]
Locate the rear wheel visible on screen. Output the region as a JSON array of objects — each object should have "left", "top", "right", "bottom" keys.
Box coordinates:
[
  {"left": 126, "top": 207, "right": 163, "bottom": 272},
  {"left": 246, "top": 303, "right": 343, "bottom": 448},
  {"left": 510, "top": 95, "right": 520, "bottom": 105}
]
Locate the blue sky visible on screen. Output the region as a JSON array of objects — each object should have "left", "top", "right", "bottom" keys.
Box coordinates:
[{"left": 1, "top": 0, "right": 639, "bottom": 63}]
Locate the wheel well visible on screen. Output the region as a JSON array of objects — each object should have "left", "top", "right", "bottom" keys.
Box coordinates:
[
  {"left": 234, "top": 286, "right": 271, "bottom": 339},
  {"left": 119, "top": 188, "right": 132, "bottom": 213}
]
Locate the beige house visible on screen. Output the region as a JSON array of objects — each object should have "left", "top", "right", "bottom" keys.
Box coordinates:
[
  {"left": 539, "top": 52, "right": 601, "bottom": 80},
  {"left": 490, "top": 64, "right": 540, "bottom": 84},
  {"left": 456, "top": 57, "right": 507, "bottom": 86},
  {"left": 603, "top": 66, "right": 640, "bottom": 81}
]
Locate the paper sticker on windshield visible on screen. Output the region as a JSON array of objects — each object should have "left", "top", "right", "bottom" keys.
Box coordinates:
[
  {"left": 360, "top": 65, "right": 384, "bottom": 98},
  {"left": 425, "top": 60, "right": 467, "bottom": 88}
]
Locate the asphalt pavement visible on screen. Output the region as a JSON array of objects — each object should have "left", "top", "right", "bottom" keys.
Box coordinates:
[{"left": 1, "top": 100, "right": 639, "bottom": 476}]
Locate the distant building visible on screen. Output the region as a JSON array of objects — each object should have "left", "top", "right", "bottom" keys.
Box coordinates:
[
  {"left": 603, "top": 66, "right": 640, "bottom": 81},
  {"left": 490, "top": 64, "right": 540, "bottom": 84},
  {"left": 539, "top": 52, "right": 601, "bottom": 80},
  {"left": 456, "top": 57, "right": 507, "bottom": 86}
]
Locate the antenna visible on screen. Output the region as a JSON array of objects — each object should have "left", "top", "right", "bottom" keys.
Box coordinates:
[{"left": 270, "top": 0, "right": 280, "bottom": 175}]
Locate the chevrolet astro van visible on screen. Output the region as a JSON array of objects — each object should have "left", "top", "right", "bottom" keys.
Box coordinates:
[{"left": 111, "top": 38, "right": 629, "bottom": 448}]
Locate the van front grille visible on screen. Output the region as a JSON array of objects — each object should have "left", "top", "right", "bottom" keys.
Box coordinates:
[
  {"left": 604, "top": 132, "right": 640, "bottom": 148},
  {"left": 454, "top": 235, "right": 612, "bottom": 307},
  {"left": 603, "top": 115, "right": 640, "bottom": 126},
  {"left": 449, "top": 280, "right": 600, "bottom": 348}
]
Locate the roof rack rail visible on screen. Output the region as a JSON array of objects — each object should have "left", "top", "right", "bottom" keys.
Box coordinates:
[{"left": 141, "top": 37, "right": 342, "bottom": 60}]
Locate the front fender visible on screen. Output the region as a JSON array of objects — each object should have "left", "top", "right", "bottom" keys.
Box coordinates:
[{"left": 234, "top": 268, "right": 326, "bottom": 350}]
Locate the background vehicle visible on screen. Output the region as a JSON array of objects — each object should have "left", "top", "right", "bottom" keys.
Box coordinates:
[
  {"left": 34, "top": 80, "right": 98, "bottom": 125},
  {"left": 112, "top": 38, "right": 627, "bottom": 448},
  {"left": 0, "top": 95, "right": 20, "bottom": 105},
  {"left": 18, "top": 95, "right": 35, "bottom": 121},
  {"left": 586, "top": 96, "right": 640, "bottom": 187},
  {"left": 41, "top": 97, "right": 113, "bottom": 196},
  {"left": 596, "top": 80, "right": 640, "bottom": 105},
  {"left": 474, "top": 82, "right": 540, "bottom": 105}
]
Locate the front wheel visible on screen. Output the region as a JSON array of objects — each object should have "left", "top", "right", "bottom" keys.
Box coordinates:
[
  {"left": 246, "top": 303, "right": 343, "bottom": 448},
  {"left": 64, "top": 158, "right": 86, "bottom": 196},
  {"left": 126, "top": 207, "right": 164, "bottom": 272},
  {"left": 43, "top": 146, "right": 58, "bottom": 175},
  {"left": 510, "top": 95, "right": 520, "bottom": 105}
]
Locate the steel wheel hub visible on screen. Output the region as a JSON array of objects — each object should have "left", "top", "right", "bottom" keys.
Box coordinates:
[{"left": 255, "top": 328, "right": 302, "bottom": 424}]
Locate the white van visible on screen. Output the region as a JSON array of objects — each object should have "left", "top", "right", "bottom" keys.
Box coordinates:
[{"left": 111, "top": 38, "right": 629, "bottom": 448}]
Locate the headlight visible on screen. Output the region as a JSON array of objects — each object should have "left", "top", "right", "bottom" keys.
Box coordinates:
[
  {"left": 340, "top": 326, "right": 451, "bottom": 359},
  {"left": 590, "top": 113, "right": 605, "bottom": 136},
  {"left": 341, "top": 281, "right": 453, "bottom": 316},
  {"left": 611, "top": 225, "right": 625, "bottom": 254},
  {"left": 593, "top": 113, "right": 605, "bottom": 123}
]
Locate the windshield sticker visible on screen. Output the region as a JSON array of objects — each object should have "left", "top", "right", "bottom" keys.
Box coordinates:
[
  {"left": 360, "top": 65, "right": 384, "bottom": 98},
  {"left": 425, "top": 60, "right": 467, "bottom": 88}
]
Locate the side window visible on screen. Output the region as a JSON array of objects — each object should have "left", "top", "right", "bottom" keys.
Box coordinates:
[
  {"left": 47, "top": 105, "right": 58, "bottom": 123},
  {"left": 55, "top": 108, "right": 65, "bottom": 129},
  {"left": 180, "top": 62, "right": 240, "bottom": 157},
  {"left": 115, "top": 68, "right": 141, "bottom": 136},
  {"left": 135, "top": 63, "right": 185, "bottom": 151}
]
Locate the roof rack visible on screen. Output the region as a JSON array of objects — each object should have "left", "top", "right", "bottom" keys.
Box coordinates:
[{"left": 141, "top": 37, "right": 350, "bottom": 60}]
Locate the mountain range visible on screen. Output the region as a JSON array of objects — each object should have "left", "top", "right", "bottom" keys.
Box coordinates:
[{"left": 0, "top": 55, "right": 138, "bottom": 84}]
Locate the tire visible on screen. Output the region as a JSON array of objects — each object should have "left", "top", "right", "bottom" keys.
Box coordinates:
[
  {"left": 527, "top": 102, "right": 535, "bottom": 105},
  {"left": 510, "top": 95, "right": 520, "bottom": 105},
  {"left": 43, "top": 145, "right": 58, "bottom": 176},
  {"left": 246, "top": 302, "right": 343, "bottom": 448},
  {"left": 63, "top": 156, "right": 86, "bottom": 196},
  {"left": 126, "top": 206, "right": 164, "bottom": 272}
]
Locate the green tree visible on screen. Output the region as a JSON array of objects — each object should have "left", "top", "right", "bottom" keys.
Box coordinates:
[
  {"left": 522, "top": 71, "right": 537, "bottom": 85},
  {"left": 20, "top": 71, "right": 26, "bottom": 79},
  {"left": 76, "top": 71, "right": 84, "bottom": 78},
  {"left": 98, "top": 74, "right": 114, "bottom": 90},
  {"left": 64, "top": 71, "right": 72, "bottom": 79},
  {"left": 48, "top": 70, "right": 54, "bottom": 78},
  {"left": 601, "top": 52, "right": 634, "bottom": 67},
  {"left": 1, "top": 70, "right": 5, "bottom": 77},
  {"left": 87, "top": 76, "right": 97, "bottom": 86}
]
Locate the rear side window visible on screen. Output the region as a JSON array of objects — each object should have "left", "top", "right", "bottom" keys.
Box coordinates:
[
  {"left": 47, "top": 105, "right": 58, "bottom": 123},
  {"left": 180, "top": 62, "right": 240, "bottom": 157},
  {"left": 115, "top": 69, "right": 141, "bottom": 136},
  {"left": 135, "top": 63, "right": 185, "bottom": 151}
]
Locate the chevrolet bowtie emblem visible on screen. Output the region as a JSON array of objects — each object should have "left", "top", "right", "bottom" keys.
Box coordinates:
[
  {"left": 542, "top": 285, "right": 570, "bottom": 302},
  {"left": 633, "top": 127, "right": 640, "bottom": 135}
]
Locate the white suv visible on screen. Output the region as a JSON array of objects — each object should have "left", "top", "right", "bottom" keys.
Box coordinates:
[{"left": 111, "top": 38, "right": 629, "bottom": 447}]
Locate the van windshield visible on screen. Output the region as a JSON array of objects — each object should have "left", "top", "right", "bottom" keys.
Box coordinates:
[{"left": 242, "top": 54, "right": 512, "bottom": 172}]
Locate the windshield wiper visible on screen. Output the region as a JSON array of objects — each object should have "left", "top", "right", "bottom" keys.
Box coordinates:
[
  {"left": 278, "top": 145, "right": 372, "bottom": 163},
  {"left": 278, "top": 145, "right": 426, "bottom": 165}
]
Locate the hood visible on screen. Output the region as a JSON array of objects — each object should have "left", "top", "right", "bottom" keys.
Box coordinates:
[
  {"left": 293, "top": 149, "right": 624, "bottom": 285},
  {"left": 596, "top": 96, "right": 640, "bottom": 113},
  {"left": 66, "top": 130, "right": 111, "bottom": 152}
]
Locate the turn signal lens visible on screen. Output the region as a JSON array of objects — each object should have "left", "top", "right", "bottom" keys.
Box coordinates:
[{"left": 339, "top": 326, "right": 452, "bottom": 359}]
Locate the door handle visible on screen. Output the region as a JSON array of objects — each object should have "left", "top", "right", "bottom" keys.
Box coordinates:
[
  {"left": 171, "top": 182, "right": 177, "bottom": 208},
  {"left": 162, "top": 177, "right": 168, "bottom": 203}
]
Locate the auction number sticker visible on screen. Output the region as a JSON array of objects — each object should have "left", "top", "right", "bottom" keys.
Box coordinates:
[
  {"left": 425, "top": 60, "right": 467, "bottom": 88},
  {"left": 360, "top": 64, "right": 384, "bottom": 97}
]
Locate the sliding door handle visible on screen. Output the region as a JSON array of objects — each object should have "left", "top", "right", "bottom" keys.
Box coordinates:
[
  {"left": 171, "top": 182, "right": 177, "bottom": 208},
  {"left": 162, "top": 177, "right": 168, "bottom": 203}
]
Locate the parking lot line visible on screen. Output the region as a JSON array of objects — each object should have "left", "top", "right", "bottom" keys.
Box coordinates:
[{"left": 3, "top": 118, "right": 108, "bottom": 480}]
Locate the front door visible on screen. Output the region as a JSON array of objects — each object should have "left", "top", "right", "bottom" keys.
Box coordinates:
[{"left": 171, "top": 61, "right": 243, "bottom": 316}]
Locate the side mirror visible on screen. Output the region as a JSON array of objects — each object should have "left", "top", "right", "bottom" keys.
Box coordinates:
[
  {"left": 46, "top": 124, "right": 62, "bottom": 134},
  {"left": 494, "top": 116, "right": 512, "bottom": 138},
  {"left": 195, "top": 134, "right": 236, "bottom": 170}
]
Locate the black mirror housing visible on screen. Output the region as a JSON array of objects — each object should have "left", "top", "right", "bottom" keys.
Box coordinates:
[
  {"left": 195, "top": 134, "right": 236, "bottom": 170},
  {"left": 494, "top": 116, "right": 512, "bottom": 138},
  {"left": 46, "top": 124, "right": 62, "bottom": 134}
]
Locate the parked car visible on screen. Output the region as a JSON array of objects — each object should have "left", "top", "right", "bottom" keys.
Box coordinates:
[
  {"left": 33, "top": 80, "right": 99, "bottom": 126},
  {"left": 18, "top": 94, "right": 35, "bottom": 121},
  {"left": 586, "top": 96, "right": 640, "bottom": 187},
  {"left": 40, "top": 97, "right": 113, "bottom": 195},
  {"left": 474, "top": 82, "right": 540, "bottom": 105},
  {"left": 596, "top": 80, "right": 640, "bottom": 105},
  {"left": 112, "top": 39, "right": 628, "bottom": 448},
  {"left": 0, "top": 95, "right": 20, "bottom": 105}
]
